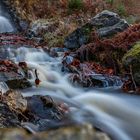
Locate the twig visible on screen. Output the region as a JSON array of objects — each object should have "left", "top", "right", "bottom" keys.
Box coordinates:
[{"left": 130, "top": 65, "right": 137, "bottom": 91}]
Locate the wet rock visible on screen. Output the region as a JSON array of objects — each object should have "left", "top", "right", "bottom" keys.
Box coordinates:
[
  {"left": 0, "top": 90, "right": 70, "bottom": 130},
  {"left": 90, "top": 74, "right": 122, "bottom": 87},
  {"left": 0, "top": 60, "right": 23, "bottom": 81},
  {"left": 123, "top": 42, "right": 140, "bottom": 86},
  {"left": 0, "top": 89, "right": 70, "bottom": 130},
  {"left": 64, "top": 23, "right": 92, "bottom": 49},
  {"left": 63, "top": 56, "right": 74, "bottom": 65},
  {"left": 6, "top": 78, "right": 32, "bottom": 89},
  {"left": 90, "top": 10, "right": 121, "bottom": 27},
  {"left": 64, "top": 10, "right": 129, "bottom": 49},
  {"left": 0, "top": 60, "right": 31, "bottom": 89},
  {"left": 70, "top": 73, "right": 122, "bottom": 88},
  {"left": 0, "top": 102, "right": 20, "bottom": 128},
  {"left": 97, "top": 19, "right": 128, "bottom": 37},
  {"left": 4, "top": 89, "right": 27, "bottom": 112},
  {"left": 25, "top": 95, "right": 64, "bottom": 121},
  {"left": 20, "top": 95, "right": 68, "bottom": 130},
  {"left": 62, "top": 56, "right": 80, "bottom": 73},
  {"left": 0, "top": 124, "right": 111, "bottom": 140},
  {"left": 63, "top": 60, "right": 122, "bottom": 87}
]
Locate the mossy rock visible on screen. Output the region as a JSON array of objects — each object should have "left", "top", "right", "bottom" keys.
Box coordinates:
[
  {"left": 123, "top": 42, "right": 140, "bottom": 65},
  {"left": 123, "top": 42, "right": 140, "bottom": 85}
]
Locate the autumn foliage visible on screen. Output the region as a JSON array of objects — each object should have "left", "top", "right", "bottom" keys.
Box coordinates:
[
  {"left": 0, "top": 60, "right": 18, "bottom": 72},
  {"left": 75, "top": 24, "right": 140, "bottom": 73}
]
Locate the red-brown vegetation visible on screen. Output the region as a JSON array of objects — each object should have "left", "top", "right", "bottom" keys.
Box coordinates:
[
  {"left": 0, "top": 60, "right": 18, "bottom": 72},
  {"left": 76, "top": 24, "right": 140, "bottom": 73}
]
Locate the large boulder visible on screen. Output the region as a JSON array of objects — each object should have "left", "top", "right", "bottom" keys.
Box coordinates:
[
  {"left": 64, "top": 10, "right": 129, "bottom": 49},
  {"left": 123, "top": 42, "right": 140, "bottom": 86}
]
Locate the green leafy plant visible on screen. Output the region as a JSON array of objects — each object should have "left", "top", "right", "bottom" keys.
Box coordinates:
[
  {"left": 105, "top": 0, "right": 114, "bottom": 5},
  {"left": 117, "top": 4, "right": 126, "bottom": 16},
  {"left": 68, "top": 0, "right": 84, "bottom": 11}
]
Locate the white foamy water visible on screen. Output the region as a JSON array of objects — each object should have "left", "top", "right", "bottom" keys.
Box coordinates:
[
  {"left": 3, "top": 45, "right": 140, "bottom": 140},
  {"left": 0, "top": 82, "right": 9, "bottom": 93},
  {"left": 0, "top": 16, "right": 14, "bottom": 33}
]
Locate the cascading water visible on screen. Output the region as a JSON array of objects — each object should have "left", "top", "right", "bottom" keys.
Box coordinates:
[
  {"left": 2, "top": 45, "right": 140, "bottom": 140},
  {"left": 0, "top": 3, "right": 14, "bottom": 33},
  {"left": 0, "top": 6, "right": 140, "bottom": 140},
  {"left": 0, "top": 16, "right": 14, "bottom": 33}
]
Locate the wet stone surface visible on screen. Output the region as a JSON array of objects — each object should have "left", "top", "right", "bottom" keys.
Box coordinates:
[
  {"left": 0, "top": 102, "right": 20, "bottom": 128},
  {"left": 0, "top": 90, "right": 69, "bottom": 132}
]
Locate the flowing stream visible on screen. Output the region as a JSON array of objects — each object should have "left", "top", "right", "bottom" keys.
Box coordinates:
[
  {"left": 0, "top": 2, "right": 14, "bottom": 33},
  {"left": 0, "top": 7, "right": 140, "bottom": 140}
]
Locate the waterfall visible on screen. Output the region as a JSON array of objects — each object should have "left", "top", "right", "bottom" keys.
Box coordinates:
[
  {"left": 0, "top": 16, "right": 14, "bottom": 33},
  {"left": 0, "top": 3, "right": 14, "bottom": 33},
  {"left": 13, "top": 46, "right": 140, "bottom": 140}
]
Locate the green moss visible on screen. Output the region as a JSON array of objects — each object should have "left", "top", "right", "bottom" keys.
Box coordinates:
[
  {"left": 123, "top": 42, "right": 140, "bottom": 65},
  {"left": 122, "top": 42, "right": 140, "bottom": 85}
]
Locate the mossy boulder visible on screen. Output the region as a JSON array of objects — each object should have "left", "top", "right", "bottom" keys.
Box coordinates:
[{"left": 123, "top": 42, "right": 140, "bottom": 85}]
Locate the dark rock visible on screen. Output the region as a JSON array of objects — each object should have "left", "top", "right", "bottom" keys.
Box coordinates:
[
  {"left": 64, "top": 10, "right": 129, "bottom": 49},
  {"left": 0, "top": 102, "right": 20, "bottom": 128},
  {"left": 64, "top": 23, "right": 92, "bottom": 49},
  {"left": 97, "top": 19, "right": 128, "bottom": 37},
  {"left": 6, "top": 78, "right": 31, "bottom": 89},
  {"left": 90, "top": 10, "right": 121, "bottom": 27},
  {"left": 90, "top": 74, "right": 122, "bottom": 87},
  {"left": 70, "top": 73, "right": 122, "bottom": 88},
  {"left": 26, "top": 95, "right": 63, "bottom": 120},
  {"left": 21, "top": 95, "right": 73, "bottom": 132},
  {"left": 0, "top": 60, "right": 31, "bottom": 89}
]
